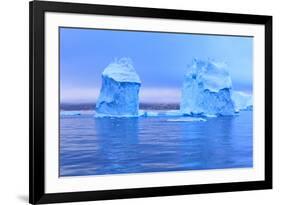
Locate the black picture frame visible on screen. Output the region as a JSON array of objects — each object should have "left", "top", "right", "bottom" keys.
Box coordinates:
[{"left": 29, "top": 0, "right": 272, "bottom": 204}]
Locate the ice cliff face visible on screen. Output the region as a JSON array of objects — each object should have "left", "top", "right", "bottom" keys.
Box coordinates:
[
  {"left": 231, "top": 91, "right": 253, "bottom": 111},
  {"left": 96, "top": 58, "right": 141, "bottom": 117},
  {"left": 180, "top": 59, "right": 235, "bottom": 116}
]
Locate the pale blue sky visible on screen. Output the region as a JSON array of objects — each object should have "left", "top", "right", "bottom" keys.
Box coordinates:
[{"left": 60, "top": 27, "right": 253, "bottom": 103}]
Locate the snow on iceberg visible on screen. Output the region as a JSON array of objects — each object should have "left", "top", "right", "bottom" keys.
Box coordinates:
[
  {"left": 96, "top": 58, "right": 141, "bottom": 117},
  {"left": 231, "top": 91, "right": 253, "bottom": 111},
  {"left": 180, "top": 59, "right": 235, "bottom": 116}
]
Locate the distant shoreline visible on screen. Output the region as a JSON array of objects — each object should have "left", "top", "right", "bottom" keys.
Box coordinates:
[{"left": 60, "top": 103, "right": 180, "bottom": 111}]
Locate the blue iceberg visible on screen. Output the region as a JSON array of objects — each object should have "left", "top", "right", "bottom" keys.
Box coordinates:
[
  {"left": 96, "top": 58, "right": 141, "bottom": 117},
  {"left": 60, "top": 110, "right": 94, "bottom": 116},
  {"left": 231, "top": 91, "right": 253, "bottom": 111},
  {"left": 180, "top": 59, "right": 235, "bottom": 116},
  {"left": 138, "top": 110, "right": 182, "bottom": 117},
  {"left": 166, "top": 117, "right": 207, "bottom": 122}
]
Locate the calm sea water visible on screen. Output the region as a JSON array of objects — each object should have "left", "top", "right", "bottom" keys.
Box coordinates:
[{"left": 59, "top": 111, "right": 253, "bottom": 176}]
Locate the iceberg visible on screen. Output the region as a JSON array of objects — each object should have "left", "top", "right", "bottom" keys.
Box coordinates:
[
  {"left": 60, "top": 111, "right": 82, "bottom": 116},
  {"left": 138, "top": 110, "right": 182, "bottom": 117},
  {"left": 162, "top": 110, "right": 182, "bottom": 117},
  {"left": 142, "top": 111, "right": 159, "bottom": 117},
  {"left": 166, "top": 117, "right": 207, "bottom": 122},
  {"left": 60, "top": 110, "right": 94, "bottom": 116},
  {"left": 96, "top": 58, "right": 141, "bottom": 117},
  {"left": 231, "top": 91, "right": 253, "bottom": 111},
  {"left": 180, "top": 59, "right": 235, "bottom": 116}
]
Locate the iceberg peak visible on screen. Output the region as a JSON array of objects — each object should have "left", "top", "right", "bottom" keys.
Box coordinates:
[
  {"left": 180, "top": 59, "right": 235, "bottom": 116},
  {"left": 96, "top": 57, "right": 141, "bottom": 117},
  {"left": 186, "top": 59, "right": 232, "bottom": 92},
  {"left": 231, "top": 91, "right": 253, "bottom": 111},
  {"left": 102, "top": 57, "right": 141, "bottom": 84}
]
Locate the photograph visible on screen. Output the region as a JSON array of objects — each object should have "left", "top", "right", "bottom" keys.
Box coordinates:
[
  {"left": 29, "top": 1, "right": 273, "bottom": 203},
  {"left": 59, "top": 27, "right": 253, "bottom": 177}
]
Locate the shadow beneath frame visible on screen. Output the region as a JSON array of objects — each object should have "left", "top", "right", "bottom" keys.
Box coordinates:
[{"left": 17, "top": 195, "right": 28, "bottom": 203}]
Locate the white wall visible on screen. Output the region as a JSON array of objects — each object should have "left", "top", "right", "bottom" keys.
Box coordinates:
[{"left": 0, "top": 0, "right": 279, "bottom": 204}]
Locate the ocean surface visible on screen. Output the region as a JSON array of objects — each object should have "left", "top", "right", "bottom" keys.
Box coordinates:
[{"left": 59, "top": 110, "right": 253, "bottom": 177}]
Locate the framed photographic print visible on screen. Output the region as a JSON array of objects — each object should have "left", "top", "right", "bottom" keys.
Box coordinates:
[{"left": 29, "top": 0, "right": 272, "bottom": 204}]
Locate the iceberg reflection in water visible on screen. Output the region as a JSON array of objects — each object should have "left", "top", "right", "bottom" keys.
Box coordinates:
[{"left": 59, "top": 111, "right": 253, "bottom": 177}]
